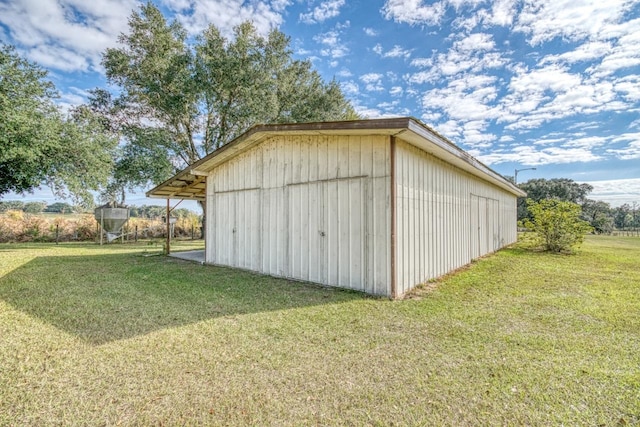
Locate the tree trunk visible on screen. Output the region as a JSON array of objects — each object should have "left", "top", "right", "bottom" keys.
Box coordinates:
[{"left": 198, "top": 200, "right": 206, "bottom": 239}]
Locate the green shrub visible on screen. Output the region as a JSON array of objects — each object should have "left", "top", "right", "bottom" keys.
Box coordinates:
[{"left": 521, "top": 199, "right": 593, "bottom": 253}]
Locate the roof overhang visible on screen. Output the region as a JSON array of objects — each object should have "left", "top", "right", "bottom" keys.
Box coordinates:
[
  {"left": 146, "top": 117, "right": 526, "bottom": 200},
  {"left": 145, "top": 170, "right": 207, "bottom": 201}
]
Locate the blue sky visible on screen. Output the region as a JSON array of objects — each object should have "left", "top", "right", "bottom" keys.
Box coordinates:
[{"left": 1, "top": 0, "right": 640, "bottom": 208}]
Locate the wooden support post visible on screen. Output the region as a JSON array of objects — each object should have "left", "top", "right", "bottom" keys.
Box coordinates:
[{"left": 166, "top": 199, "right": 171, "bottom": 255}]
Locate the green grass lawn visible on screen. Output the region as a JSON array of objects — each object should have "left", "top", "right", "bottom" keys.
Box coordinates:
[{"left": 0, "top": 236, "right": 638, "bottom": 426}]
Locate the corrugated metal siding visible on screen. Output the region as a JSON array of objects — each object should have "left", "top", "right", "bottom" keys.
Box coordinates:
[
  {"left": 394, "top": 140, "right": 518, "bottom": 296},
  {"left": 205, "top": 134, "right": 391, "bottom": 295}
]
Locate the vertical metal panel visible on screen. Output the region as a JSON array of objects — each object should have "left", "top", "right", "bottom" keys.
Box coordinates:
[
  {"left": 470, "top": 194, "right": 480, "bottom": 260},
  {"left": 394, "top": 139, "right": 519, "bottom": 296},
  {"left": 390, "top": 136, "right": 397, "bottom": 298},
  {"left": 479, "top": 196, "right": 489, "bottom": 255}
]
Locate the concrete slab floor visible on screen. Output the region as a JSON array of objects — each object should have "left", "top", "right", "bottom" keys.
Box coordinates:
[{"left": 168, "top": 250, "right": 205, "bottom": 264}]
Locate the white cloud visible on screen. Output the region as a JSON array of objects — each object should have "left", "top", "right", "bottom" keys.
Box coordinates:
[
  {"left": 360, "top": 73, "right": 384, "bottom": 84},
  {"left": 336, "top": 68, "right": 353, "bottom": 78},
  {"left": 381, "top": 0, "right": 446, "bottom": 26},
  {"left": 566, "top": 121, "right": 601, "bottom": 131},
  {"left": 340, "top": 81, "right": 360, "bottom": 96},
  {"left": 508, "top": 64, "right": 581, "bottom": 94},
  {"left": 433, "top": 119, "right": 462, "bottom": 139},
  {"left": 363, "top": 27, "right": 378, "bottom": 36},
  {"left": 382, "top": 0, "right": 517, "bottom": 28},
  {"left": 389, "top": 86, "right": 404, "bottom": 97},
  {"left": 360, "top": 73, "right": 385, "bottom": 91},
  {"left": 539, "top": 41, "right": 612, "bottom": 65},
  {"left": 421, "top": 112, "right": 442, "bottom": 123},
  {"left": 608, "top": 133, "right": 640, "bottom": 160},
  {"left": 499, "top": 64, "right": 629, "bottom": 130},
  {"left": 313, "top": 29, "right": 349, "bottom": 58},
  {"left": 406, "top": 32, "right": 506, "bottom": 84},
  {"left": 564, "top": 136, "right": 609, "bottom": 149},
  {"left": 386, "top": 71, "right": 399, "bottom": 82},
  {"left": 461, "top": 120, "right": 496, "bottom": 148},
  {"left": 373, "top": 43, "right": 412, "bottom": 59},
  {"left": 0, "top": 0, "right": 138, "bottom": 72},
  {"left": 425, "top": 74, "right": 499, "bottom": 117},
  {"left": 533, "top": 137, "right": 567, "bottom": 146},
  {"left": 591, "top": 20, "right": 640, "bottom": 76},
  {"left": 410, "top": 58, "right": 432, "bottom": 67},
  {"left": 486, "top": 0, "right": 517, "bottom": 27},
  {"left": 299, "top": 0, "right": 345, "bottom": 24},
  {"left": 515, "top": 0, "right": 637, "bottom": 45},
  {"left": 500, "top": 65, "right": 580, "bottom": 123},
  {"left": 377, "top": 100, "right": 401, "bottom": 110},
  {"left": 0, "top": 0, "right": 295, "bottom": 73},
  {"left": 613, "top": 76, "right": 640, "bottom": 102},
  {"left": 452, "top": 13, "right": 482, "bottom": 32},
  {"left": 474, "top": 130, "right": 639, "bottom": 168},
  {"left": 385, "top": 45, "right": 412, "bottom": 59},
  {"left": 477, "top": 145, "right": 602, "bottom": 166},
  {"left": 585, "top": 178, "right": 640, "bottom": 206},
  {"left": 172, "top": 0, "right": 291, "bottom": 37},
  {"left": 453, "top": 32, "right": 495, "bottom": 52},
  {"left": 58, "top": 86, "right": 91, "bottom": 113},
  {"left": 27, "top": 44, "right": 91, "bottom": 72},
  {"left": 353, "top": 104, "right": 400, "bottom": 119}
]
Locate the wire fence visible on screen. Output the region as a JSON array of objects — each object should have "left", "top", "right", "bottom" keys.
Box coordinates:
[{"left": 610, "top": 229, "right": 640, "bottom": 237}]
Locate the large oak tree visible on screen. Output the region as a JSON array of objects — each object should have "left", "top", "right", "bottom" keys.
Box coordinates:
[
  {"left": 0, "top": 44, "right": 117, "bottom": 207},
  {"left": 96, "top": 2, "right": 358, "bottom": 203}
]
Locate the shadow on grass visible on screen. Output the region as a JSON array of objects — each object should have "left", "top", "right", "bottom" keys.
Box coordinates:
[{"left": 0, "top": 252, "right": 363, "bottom": 345}]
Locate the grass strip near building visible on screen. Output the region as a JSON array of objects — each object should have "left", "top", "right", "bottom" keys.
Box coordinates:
[{"left": 0, "top": 236, "right": 638, "bottom": 425}]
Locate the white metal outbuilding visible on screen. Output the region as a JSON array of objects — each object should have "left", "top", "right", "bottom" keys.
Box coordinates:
[{"left": 147, "top": 117, "right": 526, "bottom": 298}]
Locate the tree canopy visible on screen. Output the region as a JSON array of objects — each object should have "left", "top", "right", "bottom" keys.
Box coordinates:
[
  {"left": 518, "top": 178, "right": 593, "bottom": 204},
  {"left": 0, "top": 44, "right": 117, "bottom": 207},
  {"left": 95, "top": 2, "right": 358, "bottom": 201},
  {"left": 517, "top": 178, "right": 594, "bottom": 221}
]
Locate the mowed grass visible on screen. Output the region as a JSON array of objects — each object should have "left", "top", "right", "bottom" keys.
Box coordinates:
[{"left": 0, "top": 236, "right": 638, "bottom": 426}]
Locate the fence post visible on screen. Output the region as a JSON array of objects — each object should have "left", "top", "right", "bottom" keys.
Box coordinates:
[
  {"left": 135, "top": 225, "right": 138, "bottom": 243},
  {"left": 55, "top": 224, "right": 59, "bottom": 245}
]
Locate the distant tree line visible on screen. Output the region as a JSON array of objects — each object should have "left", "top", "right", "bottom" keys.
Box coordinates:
[
  {"left": 0, "top": 201, "right": 199, "bottom": 220},
  {"left": 0, "top": 200, "right": 55, "bottom": 214},
  {"left": 517, "top": 178, "right": 639, "bottom": 234},
  {"left": 128, "top": 205, "right": 199, "bottom": 220}
]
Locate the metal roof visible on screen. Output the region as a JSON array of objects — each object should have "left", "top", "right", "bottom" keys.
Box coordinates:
[{"left": 146, "top": 117, "right": 526, "bottom": 200}]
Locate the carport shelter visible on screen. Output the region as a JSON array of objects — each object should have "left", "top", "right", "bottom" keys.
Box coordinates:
[{"left": 147, "top": 117, "right": 526, "bottom": 298}]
